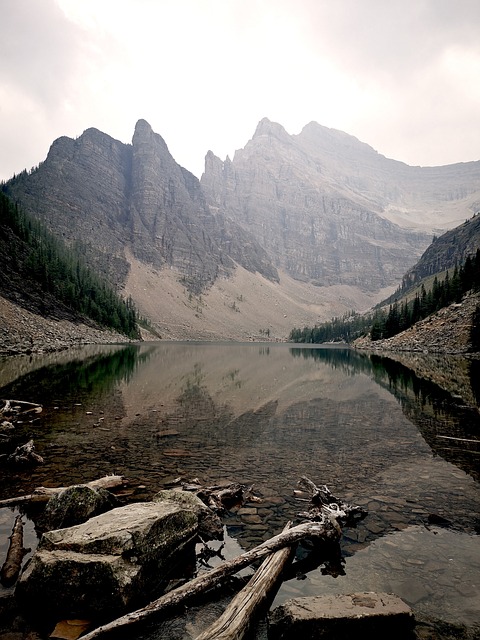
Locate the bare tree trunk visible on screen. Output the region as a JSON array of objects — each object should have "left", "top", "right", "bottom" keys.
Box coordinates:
[
  {"left": 194, "top": 523, "right": 294, "bottom": 640},
  {"left": 81, "top": 520, "right": 338, "bottom": 640}
]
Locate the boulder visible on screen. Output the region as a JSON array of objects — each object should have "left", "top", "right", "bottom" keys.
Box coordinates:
[
  {"left": 153, "top": 489, "right": 223, "bottom": 539},
  {"left": 38, "top": 484, "right": 119, "bottom": 531},
  {"left": 268, "top": 592, "right": 415, "bottom": 639},
  {"left": 16, "top": 498, "right": 199, "bottom": 621}
]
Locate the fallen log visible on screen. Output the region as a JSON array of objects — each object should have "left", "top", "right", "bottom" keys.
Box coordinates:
[
  {"left": 80, "top": 520, "right": 338, "bottom": 640},
  {"left": 1, "top": 515, "right": 28, "bottom": 587},
  {"left": 195, "top": 523, "right": 294, "bottom": 640},
  {"left": 5, "top": 439, "right": 44, "bottom": 467},
  {"left": 0, "top": 475, "right": 125, "bottom": 508},
  {"left": 0, "top": 399, "right": 42, "bottom": 417}
]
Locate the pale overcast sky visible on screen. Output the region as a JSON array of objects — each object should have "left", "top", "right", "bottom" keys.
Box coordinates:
[{"left": 1, "top": 0, "right": 479, "bottom": 181}]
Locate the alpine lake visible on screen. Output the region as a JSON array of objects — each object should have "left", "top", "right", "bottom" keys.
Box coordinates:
[{"left": 0, "top": 342, "right": 479, "bottom": 639}]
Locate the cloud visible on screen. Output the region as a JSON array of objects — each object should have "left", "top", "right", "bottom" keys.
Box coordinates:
[{"left": 1, "top": 0, "right": 479, "bottom": 181}]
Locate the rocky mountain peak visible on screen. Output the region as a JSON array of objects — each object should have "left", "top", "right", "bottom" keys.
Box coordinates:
[
  {"left": 296, "top": 120, "right": 381, "bottom": 163},
  {"left": 252, "top": 117, "right": 290, "bottom": 143},
  {"left": 134, "top": 118, "right": 153, "bottom": 134},
  {"left": 132, "top": 118, "right": 172, "bottom": 161},
  {"left": 202, "top": 119, "right": 432, "bottom": 292},
  {"left": 204, "top": 149, "right": 223, "bottom": 172}
]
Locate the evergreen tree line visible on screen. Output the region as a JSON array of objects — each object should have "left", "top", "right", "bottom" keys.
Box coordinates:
[
  {"left": 0, "top": 191, "right": 139, "bottom": 338},
  {"left": 371, "top": 251, "right": 480, "bottom": 340},
  {"left": 289, "top": 249, "right": 480, "bottom": 344},
  {"left": 289, "top": 310, "right": 373, "bottom": 344}
]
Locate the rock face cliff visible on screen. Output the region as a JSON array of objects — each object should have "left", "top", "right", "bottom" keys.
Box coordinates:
[
  {"left": 402, "top": 213, "right": 480, "bottom": 286},
  {"left": 4, "top": 118, "right": 480, "bottom": 340},
  {"left": 6, "top": 120, "right": 276, "bottom": 295},
  {"left": 201, "top": 119, "right": 480, "bottom": 292}
]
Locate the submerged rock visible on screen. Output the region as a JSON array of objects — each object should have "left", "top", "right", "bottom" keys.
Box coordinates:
[
  {"left": 16, "top": 498, "right": 199, "bottom": 621},
  {"left": 268, "top": 592, "right": 415, "bottom": 639}
]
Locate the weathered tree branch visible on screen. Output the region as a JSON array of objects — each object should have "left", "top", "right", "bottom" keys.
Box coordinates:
[
  {"left": 296, "top": 476, "right": 366, "bottom": 526},
  {"left": 4, "top": 439, "right": 44, "bottom": 466}
]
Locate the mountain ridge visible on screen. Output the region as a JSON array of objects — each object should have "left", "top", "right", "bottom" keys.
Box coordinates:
[{"left": 3, "top": 117, "right": 480, "bottom": 341}]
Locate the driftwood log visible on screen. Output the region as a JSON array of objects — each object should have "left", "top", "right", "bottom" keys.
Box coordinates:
[
  {"left": 81, "top": 480, "right": 365, "bottom": 640},
  {"left": 295, "top": 476, "right": 366, "bottom": 526},
  {"left": 194, "top": 523, "right": 294, "bottom": 640},
  {"left": 80, "top": 520, "right": 338, "bottom": 640},
  {"left": 0, "top": 515, "right": 28, "bottom": 587},
  {"left": 4, "top": 439, "right": 44, "bottom": 467},
  {"left": 0, "top": 475, "right": 125, "bottom": 508},
  {"left": 0, "top": 400, "right": 42, "bottom": 417}
]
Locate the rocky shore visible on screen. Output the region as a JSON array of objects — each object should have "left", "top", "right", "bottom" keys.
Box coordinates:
[
  {"left": 0, "top": 294, "right": 132, "bottom": 356},
  {"left": 355, "top": 293, "right": 480, "bottom": 355},
  {"left": 2, "top": 286, "right": 479, "bottom": 358}
]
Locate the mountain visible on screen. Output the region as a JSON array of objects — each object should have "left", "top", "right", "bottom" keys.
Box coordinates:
[
  {"left": 201, "top": 119, "right": 480, "bottom": 291},
  {"left": 5, "top": 120, "right": 276, "bottom": 294},
  {"left": 402, "top": 213, "right": 480, "bottom": 287},
  {"left": 3, "top": 118, "right": 480, "bottom": 341}
]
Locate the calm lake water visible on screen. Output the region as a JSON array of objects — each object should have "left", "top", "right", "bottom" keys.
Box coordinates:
[{"left": 0, "top": 343, "right": 479, "bottom": 637}]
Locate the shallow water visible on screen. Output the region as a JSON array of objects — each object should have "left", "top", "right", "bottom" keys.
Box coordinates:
[{"left": 0, "top": 343, "right": 479, "bottom": 636}]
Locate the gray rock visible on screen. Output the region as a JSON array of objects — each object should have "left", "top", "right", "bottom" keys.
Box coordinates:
[
  {"left": 6, "top": 117, "right": 480, "bottom": 340},
  {"left": 6, "top": 120, "right": 275, "bottom": 296},
  {"left": 38, "top": 485, "right": 119, "bottom": 531},
  {"left": 16, "top": 500, "right": 199, "bottom": 621},
  {"left": 268, "top": 592, "right": 415, "bottom": 639},
  {"left": 153, "top": 489, "right": 223, "bottom": 540}
]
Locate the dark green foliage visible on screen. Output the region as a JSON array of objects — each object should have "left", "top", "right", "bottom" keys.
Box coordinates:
[
  {"left": 289, "top": 310, "right": 374, "bottom": 344},
  {"left": 0, "top": 191, "right": 139, "bottom": 338},
  {"left": 289, "top": 249, "right": 480, "bottom": 345}
]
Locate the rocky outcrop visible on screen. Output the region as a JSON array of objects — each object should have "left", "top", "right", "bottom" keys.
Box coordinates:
[
  {"left": 402, "top": 214, "right": 480, "bottom": 287},
  {"left": 128, "top": 120, "right": 233, "bottom": 291},
  {"left": 5, "top": 121, "right": 277, "bottom": 296},
  {"left": 16, "top": 496, "right": 200, "bottom": 621},
  {"left": 6, "top": 128, "right": 133, "bottom": 288}
]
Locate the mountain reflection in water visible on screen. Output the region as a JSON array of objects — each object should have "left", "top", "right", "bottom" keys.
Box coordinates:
[{"left": 0, "top": 343, "right": 479, "bottom": 634}]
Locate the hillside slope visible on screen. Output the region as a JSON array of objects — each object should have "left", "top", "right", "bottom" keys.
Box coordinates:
[
  {"left": 0, "top": 294, "right": 130, "bottom": 355},
  {"left": 355, "top": 293, "right": 479, "bottom": 354}
]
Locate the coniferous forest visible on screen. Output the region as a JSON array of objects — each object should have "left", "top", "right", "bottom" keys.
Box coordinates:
[
  {"left": 0, "top": 191, "right": 139, "bottom": 338},
  {"left": 290, "top": 249, "right": 480, "bottom": 345}
]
